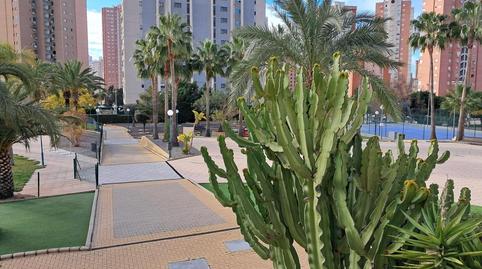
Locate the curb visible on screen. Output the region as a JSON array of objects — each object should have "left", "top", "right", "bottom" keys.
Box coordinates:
[
  {"left": 0, "top": 190, "right": 99, "bottom": 261},
  {"left": 85, "top": 189, "right": 99, "bottom": 249}
]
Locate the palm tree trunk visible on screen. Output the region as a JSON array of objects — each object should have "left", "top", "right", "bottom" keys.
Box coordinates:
[
  {"left": 429, "top": 49, "right": 437, "bottom": 140},
  {"left": 63, "top": 90, "right": 70, "bottom": 108},
  {"left": 205, "top": 76, "right": 211, "bottom": 137},
  {"left": 163, "top": 63, "right": 170, "bottom": 142},
  {"left": 238, "top": 110, "right": 244, "bottom": 136},
  {"left": 168, "top": 40, "right": 179, "bottom": 147},
  {"left": 152, "top": 75, "right": 159, "bottom": 140},
  {"left": 0, "top": 146, "right": 14, "bottom": 199},
  {"left": 456, "top": 43, "right": 473, "bottom": 141}
]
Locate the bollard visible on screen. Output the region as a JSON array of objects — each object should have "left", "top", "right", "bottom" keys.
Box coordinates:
[
  {"left": 37, "top": 172, "right": 40, "bottom": 197},
  {"left": 95, "top": 163, "right": 99, "bottom": 187}
]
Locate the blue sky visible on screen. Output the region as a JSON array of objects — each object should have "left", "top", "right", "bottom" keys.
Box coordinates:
[{"left": 87, "top": 0, "right": 422, "bottom": 67}]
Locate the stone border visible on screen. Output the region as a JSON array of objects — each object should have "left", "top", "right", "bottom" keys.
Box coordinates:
[
  {"left": 139, "top": 136, "right": 169, "bottom": 159},
  {"left": 0, "top": 190, "right": 99, "bottom": 261},
  {"left": 85, "top": 189, "right": 99, "bottom": 248}
]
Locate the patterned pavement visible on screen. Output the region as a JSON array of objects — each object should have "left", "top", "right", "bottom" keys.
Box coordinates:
[{"left": 99, "top": 162, "right": 181, "bottom": 185}]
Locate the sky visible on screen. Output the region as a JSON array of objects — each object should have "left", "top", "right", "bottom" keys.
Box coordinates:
[{"left": 87, "top": 0, "right": 422, "bottom": 63}]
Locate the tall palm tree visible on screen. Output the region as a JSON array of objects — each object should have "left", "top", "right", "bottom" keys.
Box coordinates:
[
  {"left": 53, "top": 60, "right": 103, "bottom": 111},
  {"left": 0, "top": 62, "right": 61, "bottom": 199},
  {"left": 451, "top": 1, "right": 482, "bottom": 141},
  {"left": 233, "top": 0, "right": 401, "bottom": 119},
  {"left": 133, "top": 38, "right": 163, "bottom": 139},
  {"left": 158, "top": 15, "right": 192, "bottom": 146},
  {"left": 224, "top": 37, "right": 248, "bottom": 135},
  {"left": 410, "top": 12, "right": 449, "bottom": 140},
  {"left": 192, "top": 40, "right": 227, "bottom": 137}
]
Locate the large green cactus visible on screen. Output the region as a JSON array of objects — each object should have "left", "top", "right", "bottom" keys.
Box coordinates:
[{"left": 201, "top": 54, "right": 450, "bottom": 269}]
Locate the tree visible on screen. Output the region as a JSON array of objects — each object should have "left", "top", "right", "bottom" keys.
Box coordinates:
[
  {"left": 192, "top": 40, "right": 227, "bottom": 136},
  {"left": 410, "top": 12, "right": 449, "bottom": 140},
  {"left": 158, "top": 15, "right": 192, "bottom": 145},
  {"left": 233, "top": 0, "right": 401, "bottom": 119},
  {"left": 0, "top": 62, "right": 61, "bottom": 199},
  {"left": 451, "top": 1, "right": 482, "bottom": 141},
  {"left": 441, "top": 84, "right": 482, "bottom": 116},
  {"left": 133, "top": 38, "right": 163, "bottom": 139},
  {"left": 53, "top": 60, "right": 103, "bottom": 111},
  {"left": 225, "top": 37, "right": 249, "bottom": 135}
]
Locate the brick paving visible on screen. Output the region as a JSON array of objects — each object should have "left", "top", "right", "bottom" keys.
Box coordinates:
[
  {"left": 0, "top": 230, "right": 276, "bottom": 269},
  {"left": 92, "top": 180, "right": 238, "bottom": 248}
]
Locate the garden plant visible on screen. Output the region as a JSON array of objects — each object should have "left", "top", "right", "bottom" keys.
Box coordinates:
[{"left": 200, "top": 54, "right": 480, "bottom": 268}]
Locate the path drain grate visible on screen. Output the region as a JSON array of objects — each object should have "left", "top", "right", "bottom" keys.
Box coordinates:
[
  {"left": 224, "top": 240, "right": 252, "bottom": 252},
  {"left": 168, "top": 258, "right": 210, "bottom": 269}
]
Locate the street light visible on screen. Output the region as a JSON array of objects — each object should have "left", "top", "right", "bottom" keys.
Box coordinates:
[
  {"left": 379, "top": 105, "right": 385, "bottom": 137},
  {"left": 126, "top": 108, "right": 131, "bottom": 130},
  {"left": 375, "top": 111, "right": 379, "bottom": 137},
  {"left": 167, "top": 109, "right": 174, "bottom": 159},
  {"left": 95, "top": 108, "right": 100, "bottom": 131}
]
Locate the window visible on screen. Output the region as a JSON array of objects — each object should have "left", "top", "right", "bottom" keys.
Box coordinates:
[
  {"left": 174, "top": 2, "right": 181, "bottom": 8},
  {"left": 221, "top": 17, "right": 228, "bottom": 23},
  {"left": 221, "top": 29, "right": 228, "bottom": 34},
  {"left": 221, "top": 6, "right": 228, "bottom": 12}
]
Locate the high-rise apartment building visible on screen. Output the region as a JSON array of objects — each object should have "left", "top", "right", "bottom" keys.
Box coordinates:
[
  {"left": 0, "top": 0, "right": 88, "bottom": 65},
  {"left": 89, "top": 56, "right": 104, "bottom": 78},
  {"left": 416, "top": 0, "right": 482, "bottom": 96},
  {"left": 375, "top": 0, "right": 413, "bottom": 94},
  {"left": 102, "top": 5, "right": 122, "bottom": 88},
  {"left": 121, "top": 0, "right": 266, "bottom": 104}
]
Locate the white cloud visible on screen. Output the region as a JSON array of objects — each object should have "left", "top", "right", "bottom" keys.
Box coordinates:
[
  {"left": 266, "top": 4, "right": 284, "bottom": 29},
  {"left": 87, "top": 9, "right": 103, "bottom": 61}
]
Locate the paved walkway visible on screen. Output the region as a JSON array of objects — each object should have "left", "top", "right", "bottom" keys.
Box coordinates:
[
  {"left": 12, "top": 138, "right": 95, "bottom": 198},
  {"left": 170, "top": 137, "right": 482, "bottom": 205},
  {"left": 102, "top": 125, "right": 166, "bottom": 165}
]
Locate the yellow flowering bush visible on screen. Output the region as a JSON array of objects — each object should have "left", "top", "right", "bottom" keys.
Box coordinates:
[{"left": 177, "top": 132, "right": 193, "bottom": 155}]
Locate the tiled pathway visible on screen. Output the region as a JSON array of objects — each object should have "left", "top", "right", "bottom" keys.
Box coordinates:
[{"left": 12, "top": 138, "right": 95, "bottom": 197}]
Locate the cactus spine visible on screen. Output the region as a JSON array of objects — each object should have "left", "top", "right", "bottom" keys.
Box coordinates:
[{"left": 201, "top": 54, "right": 451, "bottom": 268}]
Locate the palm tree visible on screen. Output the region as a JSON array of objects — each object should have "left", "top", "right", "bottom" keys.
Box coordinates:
[
  {"left": 441, "top": 84, "right": 482, "bottom": 118},
  {"left": 192, "top": 40, "right": 227, "bottom": 137},
  {"left": 224, "top": 37, "right": 248, "bottom": 135},
  {"left": 158, "top": 15, "right": 192, "bottom": 146},
  {"left": 133, "top": 38, "right": 163, "bottom": 139},
  {"left": 410, "top": 12, "right": 449, "bottom": 140},
  {"left": 0, "top": 62, "right": 61, "bottom": 199},
  {"left": 451, "top": 1, "right": 482, "bottom": 141},
  {"left": 53, "top": 60, "right": 103, "bottom": 111},
  {"left": 233, "top": 0, "right": 401, "bottom": 119}
]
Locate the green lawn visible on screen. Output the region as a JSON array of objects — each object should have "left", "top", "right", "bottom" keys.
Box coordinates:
[
  {"left": 0, "top": 192, "right": 94, "bottom": 255},
  {"left": 13, "top": 155, "right": 42, "bottom": 192}
]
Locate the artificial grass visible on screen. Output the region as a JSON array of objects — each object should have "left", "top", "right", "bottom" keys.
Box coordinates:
[
  {"left": 0, "top": 192, "right": 94, "bottom": 255},
  {"left": 12, "top": 155, "right": 42, "bottom": 192}
]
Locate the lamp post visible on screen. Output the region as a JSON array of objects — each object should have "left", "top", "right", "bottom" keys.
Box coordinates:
[
  {"left": 379, "top": 105, "right": 385, "bottom": 137},
  {"left": 95, "top": 108, "right": 100, "bottom": 131},
  {"left": 374, "top": 111, "right": 379, "bottom": 137},
  {"left": 126, "top": 108, "right": 131, "bottom": 131},
  {"left": 39, "top": 135, "right": 45, "bottom": 167},
  {"left": 167, "top": 109, "right": 174, "bottom": 159}
]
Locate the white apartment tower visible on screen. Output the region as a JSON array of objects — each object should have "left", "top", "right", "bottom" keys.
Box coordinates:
[{"left": 121, "top": 0, "right": 266, "bottom": 104}]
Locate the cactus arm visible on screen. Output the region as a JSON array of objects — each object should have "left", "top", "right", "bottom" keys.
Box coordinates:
[
  {"left": 236, "top": 207, "right": 271, "bottom": 259},
  {"left": 271, "top": 98, "right": 312, "bottom": 179},
  {"left": 276, "top": 167, "right": 307, "bottom": 249},
  {"left": 361, "top": 164, "right": 397, "bottom": 245},
  {"left": 294, "top": 68, "right": 313, "bottom": 170},
  {"left": 333, "top": 143, "right": 366, "bottom": 255},
  {"left": 342, "top": 79, "right": 372, "bottom": 143},
  {"left": 304, "top": 182, "right": 327, "bottom": 269},
  {"left": 218, "top": 136, "right": 278, "bottom": 244},
  {"left": 207, "top": 172, "right": 236, "bottom": 207},
  {"left": 222, "top": 121, "right": 259, "bottom": 148},
  {"left": 437, "top": 151, "right": 450, "bottom": 164},
  {"left": 200, "top": 146, "right": 228, "bottom": 178}
]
